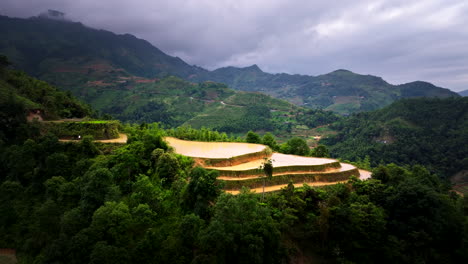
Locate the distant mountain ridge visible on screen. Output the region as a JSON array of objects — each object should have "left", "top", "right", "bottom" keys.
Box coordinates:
[
  {"left": 0, "top": 15, "right": 459, "bottom": 114},
  {"left": 191, "top": 66, "right": 457, "bottom": 113},
  {"left": 459, "top": 89, "right": 468, "bottom": 96}
]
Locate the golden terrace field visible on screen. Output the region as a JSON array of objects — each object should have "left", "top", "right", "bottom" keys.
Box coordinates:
[
  {"left": 165, "top": 137, "right": 365, "bottom": 193},
  {"left": 165, "top": 137, "right": 267, "bottom": 159}
]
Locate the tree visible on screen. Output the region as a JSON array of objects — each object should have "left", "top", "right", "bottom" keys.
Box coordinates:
[
  {"left": 260, "top": 158, "right": 274, "bottom": 200},
  {"left": 155, "top": 152, "right": 180, "bottom": 187},
  {"left": 329, "top": 201, "right": 387, "bottom": 262},
  {"left": 81, "top": 168, "right": 114, "bottom": 213},
  {"left": 198, "top": 191, "right": 281, "bottom": 263},
  {"left": 245, "top": 130, "right": 261, "bottom": 144},
  {"left": 184, "top": 167, "right": 221, "bottom": 218},
  {"left": 262, "top": 132, "right": 278, "bottom": 150},
  {"left": 281, "top": 137, "right": 310, "bottom": 156},
  {"left": 89, "top": 201, "right": 132, "bottom": 246},
  {"left": 90, "top": 241, "right": 130, "bottom": 264},
  {"left": 311, "top": 145, "right": 330, "bottom": 158}
]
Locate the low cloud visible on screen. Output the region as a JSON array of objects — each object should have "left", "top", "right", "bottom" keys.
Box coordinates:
[{"left": 1, "top": 0, "right": 468, "bottom": 91}]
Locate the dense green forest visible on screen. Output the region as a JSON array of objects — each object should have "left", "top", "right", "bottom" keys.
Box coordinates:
[
  {"left": 1, "top": 56, "right": 468, "bottom": 263},
  {"left": 322, "top": 97, "right": 468, "bottom": 178},
  {"left": 1, "top": 122, "right": 467, "bottom": 263}
]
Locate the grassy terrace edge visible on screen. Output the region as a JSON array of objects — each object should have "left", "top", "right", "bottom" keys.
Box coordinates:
[
  {"left": 193, "top": 148, "right": 272, "bottom": 167},
  {"left": 221, "top": 168, "right": 360, "bottom": 190},
  {"left": 211, "top": 161, "right": 342, "bottom": 178},
  {"left": 39, "top": 120, "right": 120, "bottom": 140}
]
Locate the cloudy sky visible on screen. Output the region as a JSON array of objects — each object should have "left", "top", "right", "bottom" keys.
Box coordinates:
[{"left": 2, "top": 0, "right": 468, "bottom": 91}]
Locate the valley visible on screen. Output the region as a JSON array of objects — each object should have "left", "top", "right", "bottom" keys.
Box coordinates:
[{"left": 0, "top": 15, "right": 459, "bottom": 117}]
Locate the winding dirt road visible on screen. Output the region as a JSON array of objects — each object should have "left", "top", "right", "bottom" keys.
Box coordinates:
[{"left": 59, "top": 133, "right": 127, "bottom": 144}]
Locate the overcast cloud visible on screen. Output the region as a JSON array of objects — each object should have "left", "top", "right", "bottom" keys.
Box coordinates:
[{"left": 1, "top": 0, "right": 468, "bottom": 91}]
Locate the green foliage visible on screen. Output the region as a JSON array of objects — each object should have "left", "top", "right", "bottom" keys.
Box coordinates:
[
  {"left": 0, "top": 53, "right": 466, "bottom": 263},
  {"left": 40, "top": 120, "right": 120, "bottom": 139},
  {"left": 0, "top": 119, "right": 467, "bottom": 263},
  {"left": 183, "top": 167, "right": 221, "bottom": 219},
  {"left": 1, "top": 68, "right": 91, "bottom": 120},
  {"left": 198, "top": 191, "right": 282, "bottom": 263},
  {"left": 323, "top": 97, "right": 468, "bottom": 177},
  {"left": 166, "top": 126, "right": 238, "bottom": 142},
  {"left": 155, "top": 152, "right": 181, "bottom": 187},
  {"left": 280, "top": 137, "right": 310, "bottom": 156},
  {"left": 261, "top": 132, "right": 278, "bottom": 150},
  {"left": 310, "top": 144, "right": 330, "bottom": 158},
  {"left": 246, "top": 130, "right": 261, "bottom": 144}
]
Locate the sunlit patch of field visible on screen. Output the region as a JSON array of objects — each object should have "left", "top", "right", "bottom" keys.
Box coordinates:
[
  {"left": 358, "top": 169, "right": 372, "bottom": 180},
  {"left": 208, "top": 153, "right": 337, "bottom": 171},
  {"left": 165, "top": 137, "right": 267, "bottom": 159}
]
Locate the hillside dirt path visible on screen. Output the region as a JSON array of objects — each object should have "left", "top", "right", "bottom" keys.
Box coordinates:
[{"left": 59, "top": 133, "right": 127, "bottom": 143}]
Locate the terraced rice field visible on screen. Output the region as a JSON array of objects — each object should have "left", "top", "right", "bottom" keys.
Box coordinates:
[
  {"left": 165, "top": 137, "right": 267, "bottom": 159},
  {"left": 207, "top": 153, "right": 337, "bottom": 171},
  {"left": 165, "top": 137, "right": 366, "bottom": 193}
]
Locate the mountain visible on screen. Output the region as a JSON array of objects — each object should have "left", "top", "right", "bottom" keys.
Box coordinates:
[
  {"left": 0, "top": 15, "right": 459, "bottom": 115},
  {"left": 322, "top": 97, "right": 468, "bottom": 178},
  {"left": 0, "top": 15, "right": 203, "bottom": 79},
  {"left": 459, "top": 89, "right": 468, "bottom": 96},
  {"left": 192, "top": 67, "right": 458, "bottom": 114}
]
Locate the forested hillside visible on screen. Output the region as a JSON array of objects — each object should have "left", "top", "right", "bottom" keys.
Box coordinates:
[
  {"left": 62, "top": 73, "right": 338, "bottom": 134},
  {"left": 0, "top": 126, "right": 466, "bottom": 263},
  {"left": 0, "top": 55, "right": 91, "bottom": 143},
  {"left": 0, "top": 62, "right": 467, "bottom": 263},
  {"left": 0, "top": 15, "right": 459, "bottom": 115},
  {"left": 322, "top": 97, "right": 468, "bottom": 178}
]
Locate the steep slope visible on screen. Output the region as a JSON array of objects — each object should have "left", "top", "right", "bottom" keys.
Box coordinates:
[
  {"left": 0, "top": 56, "right": 92, "bottom": 142},
  {"left": 0, "top": 56, "right": 91, "bottom": 120},
  {"left": 322, "top": 97, "right": 468, "bottom": 177},
  {"left": 0, "top": 15, "right": 202, "bottom": 79},
  {"left": 0, "top": 15, "right": 459, "bottom": 115}
]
